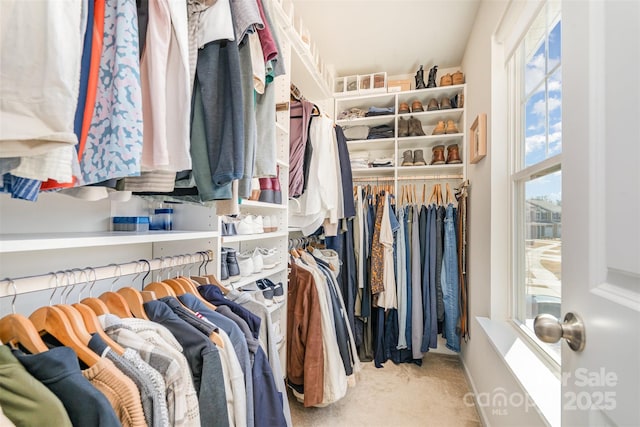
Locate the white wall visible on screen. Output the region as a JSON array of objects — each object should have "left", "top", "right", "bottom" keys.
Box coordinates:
[{"left": 460, "top": 1, "right": 548, "bottom": 425}]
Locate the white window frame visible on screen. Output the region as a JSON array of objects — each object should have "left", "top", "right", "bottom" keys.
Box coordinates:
[{"left": 507, "top": 1, "right": 563, "bottom": 368}]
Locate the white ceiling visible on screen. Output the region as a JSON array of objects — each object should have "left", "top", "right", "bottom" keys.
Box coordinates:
[{"left": 290, "top": 0, "right": 481, "bottom": 78}]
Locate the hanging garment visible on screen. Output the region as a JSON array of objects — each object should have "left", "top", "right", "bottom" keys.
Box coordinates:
[
  {"left": 442, "top": 204, "right": 461, "bottom": 352},
  {"left": 396, "top": 206, "right": 408, "bottom": 350},
  {"left": 289, "top": 100, "right": 315, "bottom": 198},
  {"left": 0, "top": 346, "right": 72, "bottom": 427},
  {"left": 0, "top": 0, "right": 83, "bottom": 156},
  {"left": 100, "top": 315, "right": 201, "bottom": 427},
  {"left": 376, "top": 194, "right": 399, "bottom": 310},
  {"left": 369, "top": 195, "right": 386, "bottom": 295},
  {"left": 410, "top": 205, "right": 424, "bottom": 360},
  {"left": 230, "top": 0, "right": 263, "bottom": 46},
  {"left": 286, "top": 262, "right": 325, "bottom": 407},
  {"left": 12, "top": 347, "right": 120, "bottom": 427},
  {"left": 81, "top": 0, "right": 143, "bottom": 186},
  {"left": 144, "top": 300, "right": 235, "bottom": 427}
]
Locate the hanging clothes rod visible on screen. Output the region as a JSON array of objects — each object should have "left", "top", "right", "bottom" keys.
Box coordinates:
[
  {"left": 352, "top": 174, "right": 464, "bottom": 182},
  {"left": 0, "top": 250, "right": 214, "bottom": 299}
]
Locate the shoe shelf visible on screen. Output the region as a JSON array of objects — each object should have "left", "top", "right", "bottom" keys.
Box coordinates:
[
  {"left": 222, "top": 263, "right": 287, "bottom": 290},
  {"left": 0, "top": 231, "right": 220, "bottom": 253},
  {"left": 397, "top": 133, "right": 464, "bottom": 151},
  {"left": 396, "top": 84, "right": 466, "bottom": 103},
  {"left": 334, "top": 92, "right": 396, "bottom": 111},
  {"left": 398, "top": 108, "right": 464, "bottom": 124},
  {"left": 239, "top": 200, "right": 287, "bottom": 210},
  {"left": 221, "top": 230, "right": 289, "bottom": 243}
]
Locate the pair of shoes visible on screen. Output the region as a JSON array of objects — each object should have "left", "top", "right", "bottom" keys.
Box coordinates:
[
  {"left": 398, "top": 116, "right": 425, "bottom": 137},
  {"left": 257, "top": 247, "right": 280, "bottom": 269},
  {"left": 237, "top": 215, "right": 264, "bottom": 234},
  {"left": 220, "top": 216, "right": 238, "bottom": 236},
  {"left": 256, "top": 278, "right": 285, "bottom": 303},
  {"left": 237, "top": 248, "right": 265, "bottom": 277},
  {"left": 398, "top": 100, "right": 425, "bottom": 114},
  {"left": 258, "top": 166, "right": 282, "bottom": 204},
  {"left": 401, "top": 149, "right": 427, "bottom": 166},
  {"left": 426, "top": 97, "right": 452, "bottom": 111},
  {"left": 263, "top": 215, "right": 278, "bottom": 233},
  {"left": 432, "top": 120, "right": 459, "bottom": 135},
  {"left": 431, "top": 144, "right": 462, "bottom": 164},
  {"left": 221, "top": 247, "right": 241, "bottom": 282},
  {"left": 440, "top": 70, "right": 465, "bottom": 87}
]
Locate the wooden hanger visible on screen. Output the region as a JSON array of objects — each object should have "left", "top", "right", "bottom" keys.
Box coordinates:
[
  {"left": 99, "top": 291, "right": 134, "bottom": 319},
  {"left": 116, "top": 287, "right": 151, "bottom": 320},
  {"left": 29, "top": 305, "right": 100, "bottom": 366},
  {"left": 81, "top": 297, "right": 111, "bottom": 316},
  {"left": 60, "top": 304, "right": 125, "bottom": 356},
  {"left": 446, "top": 183, "right": 455, "bottom": 205},
  {"left": 0, "top": 313, "right": 49, "bottom": 354},
  {"left": 190, "top": 275, "right": 228, "bottom": 298},
  {"left": 144, "top": 281, "right": 177, "bottom": 298}
]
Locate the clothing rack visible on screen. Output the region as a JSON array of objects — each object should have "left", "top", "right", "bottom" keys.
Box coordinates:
[
  {"left": 288, "top": 236, "right": 323, "bottom": 250},
  {"left": 0, "top": 250, "right": 214, "bottom": 299}
]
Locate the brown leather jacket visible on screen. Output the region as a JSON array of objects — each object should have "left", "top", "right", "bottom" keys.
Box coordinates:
[{"left": 287, "top": 263, "right": 325, "bottom": 407}]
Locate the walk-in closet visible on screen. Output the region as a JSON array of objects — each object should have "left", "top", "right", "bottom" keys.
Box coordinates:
[{"left": 1, "top": 1, "right": 639, "bottom": 427}]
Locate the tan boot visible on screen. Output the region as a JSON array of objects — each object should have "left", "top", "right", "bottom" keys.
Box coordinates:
[
  {"left": 398, "top": 117, "right": 409, "bottom": 137},
  {"left": 431, "top": 145, "right": 446, "bottom": 165},
  {"left": 445, "top": 120, "right": 459, "bottom": 134},
  {"left": 432, "top": 120, "right": 445, "bottom": 135},
  {"left": 401, "top": 150, "right": 414, "bottom": 166},
  {"left": 452, "top": 71, "right": 465, "bottom": 85},
  {"left": 413, "top": 149, "right": 427, "bottom": 166},
  {"left": 446, "top": 144, "right": 462, "bottom": 164},
  {"left": 440, "top": 74, "right": 453, "bottom": 86},
  {"left": 409, "top": 117, "right": 425, "bottom": 136}
]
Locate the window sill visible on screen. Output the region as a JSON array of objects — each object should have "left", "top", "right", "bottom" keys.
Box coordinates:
[{"left": 476, "top": 317, "right": 561, "bottom": 427}]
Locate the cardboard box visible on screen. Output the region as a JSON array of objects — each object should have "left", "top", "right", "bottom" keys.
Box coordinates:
[{"left": 387, "top": 79, "right": 411, "bottom": 93}]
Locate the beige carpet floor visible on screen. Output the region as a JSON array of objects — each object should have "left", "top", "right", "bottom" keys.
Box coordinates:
[{"left": 288, "top": 353, "right": 481, "bottom": 427}]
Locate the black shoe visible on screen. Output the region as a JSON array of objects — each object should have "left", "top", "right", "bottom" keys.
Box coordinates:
[{"left": 225, "top": 247, "right": 240, "bottom": 277}]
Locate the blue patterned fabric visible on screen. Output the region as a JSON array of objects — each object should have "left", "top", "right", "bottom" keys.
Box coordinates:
[
  {"left": 1, "top": 174, "right": 42, "bottom": 201},
  {"left": 80, "top": 0, "right": 143, "bottom": 185}
]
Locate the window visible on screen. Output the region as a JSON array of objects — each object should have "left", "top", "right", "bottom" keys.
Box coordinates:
[{"left": 509, "top": 2, "right": 562, "bottom": 362}]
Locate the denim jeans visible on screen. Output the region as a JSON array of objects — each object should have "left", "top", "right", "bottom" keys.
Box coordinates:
[
  {"left": 404, "top": 206, "right": 413, "bottom": 350},
  {"left": 442, "top": 204, "right": 461, "bottom": 352}
]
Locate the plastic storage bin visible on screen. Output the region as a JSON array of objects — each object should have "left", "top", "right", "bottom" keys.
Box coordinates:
[
  {"left": 150, "top": 208, "right": 173, "bottom": 231},
  {"left": 112, "top": 216, "right": 150, "bottom": 232}
]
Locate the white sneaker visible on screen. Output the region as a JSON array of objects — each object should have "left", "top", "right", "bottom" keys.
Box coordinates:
[
  {"left": 237, "top": 215, "right": 255, "bottom": 235},
  {"left": 257, "top": 247, "right": 279, "bottom": 269},
  {"left": 262, "top": 216, "right": 272, "bottom": 233},
  {"left": 237, "top": 253, "right": 254, "bottom": 277},
  {"left": 252, "top": 215, "right": 264, "bottom": 233},
  {"left": 251, "top": 248, "right": 264, "bottom": 273}
]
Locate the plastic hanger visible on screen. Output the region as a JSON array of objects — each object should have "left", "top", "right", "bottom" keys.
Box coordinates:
[{"left": 0, "top": 280, "right": 48, "bottom": 353}]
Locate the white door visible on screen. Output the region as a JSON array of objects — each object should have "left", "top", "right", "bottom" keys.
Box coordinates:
[{"left": 559, "top": 1, "right": 640, "bottom": 425}]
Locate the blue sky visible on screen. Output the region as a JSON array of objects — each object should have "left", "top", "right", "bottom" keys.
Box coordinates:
[{"left": 523, "top": 19, "right": 561, "bottom": 203}]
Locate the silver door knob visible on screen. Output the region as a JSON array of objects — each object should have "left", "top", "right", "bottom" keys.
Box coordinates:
[{"left": 533, "top": 312, "right": 586, "bottom": 352}]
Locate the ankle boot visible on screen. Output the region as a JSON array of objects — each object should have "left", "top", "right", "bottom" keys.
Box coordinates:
[
  {"left": 220, "top": 248, "right": 229, "bottom": 280},
  {"left": 432, "top": 120, "right": 445, "bottom": 135},
  {"left": 258, "top": 177, "right": 274, "bottom": 203},
  {"left": 413, "top": 149, "right": 426, "bottom": 166},
  {"left": 440, "top": 73, "right": 453, "bottom": 86},
  {"left": 409, "top": 117, "right": 425, "bottom": 136},
  {"left": 225, "top": 247, "right": 240, "bottom": 278},
  {"left": 401, "top": 150, "right": 414, "bottom": 166},
  {"left": 398, "top": 117, "right": 409, "bottom": 137},
  {"left": 445, "top": 120, "right": 459, "bottom": 134},
  {"left": 431, "top": 145, "right": 446, "bottom": 165},
  {"left": 446, "top": 144, "right": 462, "bottom": 164}
]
